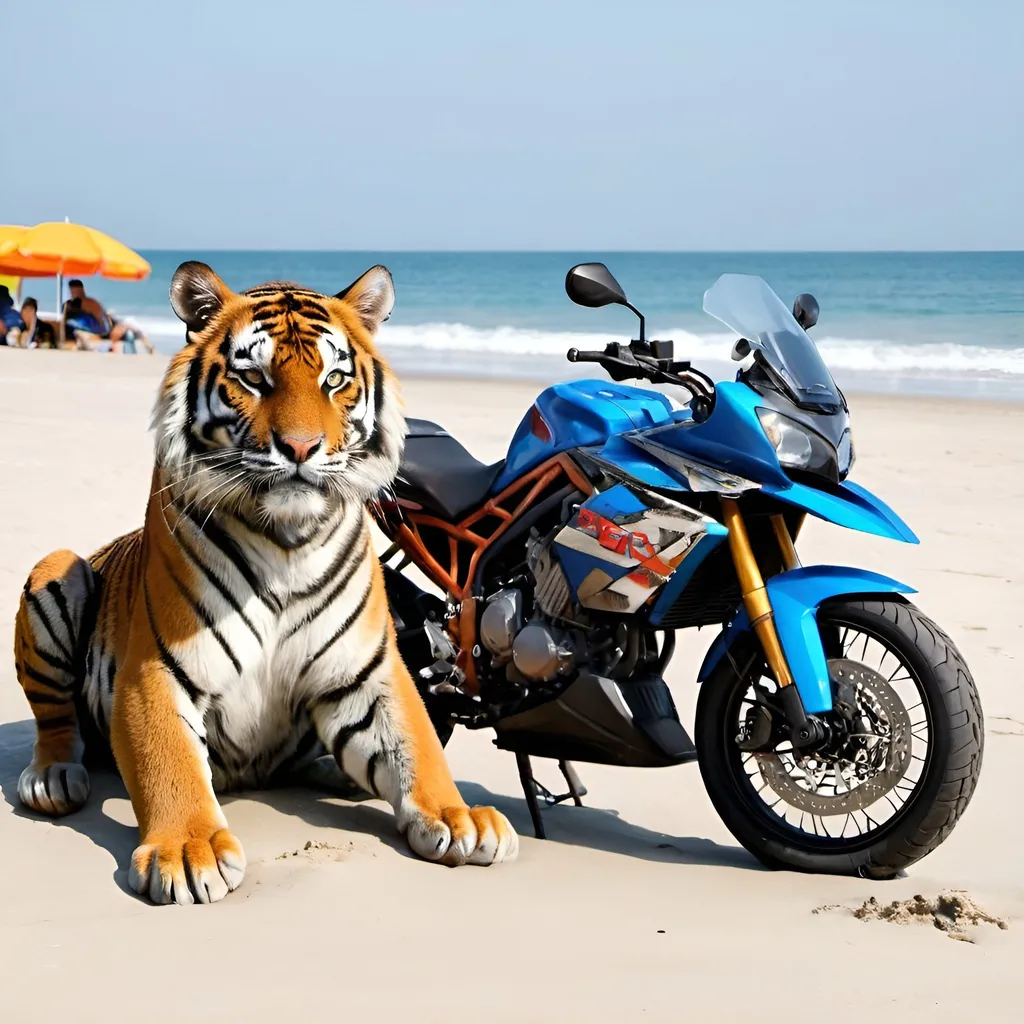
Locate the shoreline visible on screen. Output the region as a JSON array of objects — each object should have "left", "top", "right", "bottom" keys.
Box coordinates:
[{"left": 5, "top": 345, "right": 1024, "bottom": 405}]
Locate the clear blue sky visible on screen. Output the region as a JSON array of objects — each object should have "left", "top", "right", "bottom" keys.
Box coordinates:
[{"left": 6, "top": 0, "right": 1021, "bottom": 250}]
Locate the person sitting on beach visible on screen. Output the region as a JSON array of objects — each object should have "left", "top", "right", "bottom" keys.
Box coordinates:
[
  {"left": 61, "top": 279, "right": 110, "bottom": 339},
  {"left": 8, "top": 297, "right": 57, "bottom": 348},
  {"left": 0, "top": 285, "right": 24, "bottom": 345},
  {"left": 62, "top": 279, "right": 154, "bottom": 354}
]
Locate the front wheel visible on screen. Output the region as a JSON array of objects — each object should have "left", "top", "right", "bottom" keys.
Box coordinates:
[{"left": 695, "top": 597, "right": 983, "bottom": 878}]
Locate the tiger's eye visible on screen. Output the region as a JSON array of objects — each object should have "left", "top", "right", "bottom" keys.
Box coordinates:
[
  {"left": 325, "top": 370, "right": 345, "bottom": 388},
  {"left": 242, "top": 368, "right": 264, "bottom": 387}
]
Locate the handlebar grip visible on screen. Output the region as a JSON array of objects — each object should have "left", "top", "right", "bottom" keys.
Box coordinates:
[{"left": 567, "top": 348, "right": 603, "bottom": 363}]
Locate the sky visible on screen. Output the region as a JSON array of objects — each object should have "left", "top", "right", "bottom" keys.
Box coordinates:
[{"left": 4, "top": 0, "right": 1022, "bottom": 251}]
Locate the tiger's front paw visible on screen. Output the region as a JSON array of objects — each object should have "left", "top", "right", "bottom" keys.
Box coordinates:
[
  {"left": 18, "top": 762, "right": 90, "bottom": 816},
  {"left": 129, "top": 826, "right": 246, "bottom": 905},
  {"left": 401, "top": 804, "right": 519, "bottom": 866}
]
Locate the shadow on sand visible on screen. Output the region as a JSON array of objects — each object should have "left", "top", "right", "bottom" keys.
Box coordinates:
[{"left": 0, "top": 717, "right": 760, "bottom": 896}]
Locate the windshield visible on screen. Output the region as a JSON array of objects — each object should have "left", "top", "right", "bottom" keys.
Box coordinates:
[{"left": 703, "top": 274, "right": 841, "bottom": 409}]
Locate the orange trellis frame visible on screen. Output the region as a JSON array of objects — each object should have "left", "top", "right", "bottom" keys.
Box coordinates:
[{"left": 377, "top": 453, "right": 593, "bottom": 694}]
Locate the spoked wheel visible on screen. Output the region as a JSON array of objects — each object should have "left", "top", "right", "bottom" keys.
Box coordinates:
[{"left": 696, "top": 597, "right": 984, "bottom": 878}]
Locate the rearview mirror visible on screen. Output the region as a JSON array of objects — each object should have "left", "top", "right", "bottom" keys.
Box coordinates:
[
  {"left": 731, "top": 338, "right": 752, "bottom": 362},
  {"left": 793, "top": 293, "right": 819, "bottom": 330},
  {"left": 565, "top": 263, "right": 629, "bottom": 308}
]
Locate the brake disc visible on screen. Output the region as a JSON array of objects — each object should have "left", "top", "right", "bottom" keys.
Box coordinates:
[{"left": 753, "top": 659, "right": 913, "bottom": 815}]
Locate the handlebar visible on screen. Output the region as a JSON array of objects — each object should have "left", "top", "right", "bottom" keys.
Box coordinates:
[
  {"left": 566, "top": 341, "right": 716, "bottom": 411},
  {"left": 566, "top": 348, "right": 603, "bottom": 364}
]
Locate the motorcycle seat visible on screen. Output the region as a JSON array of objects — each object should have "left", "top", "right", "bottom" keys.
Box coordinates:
[{"left": 395, "top": 418, "right": 505, "bottom": 520}]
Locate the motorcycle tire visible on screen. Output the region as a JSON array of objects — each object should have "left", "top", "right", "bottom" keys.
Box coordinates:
[{"left": 695, "top": 596, "right": 984, "bottom": 878}]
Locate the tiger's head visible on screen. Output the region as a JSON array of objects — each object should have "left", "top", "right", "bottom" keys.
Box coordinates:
[{"left": 154, "top": 261, "right": 405, "bottom": 537}]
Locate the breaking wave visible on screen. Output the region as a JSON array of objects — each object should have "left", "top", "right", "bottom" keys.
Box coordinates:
[{"left": 135, "top": 316, "right": 1024, "bottom": 378}]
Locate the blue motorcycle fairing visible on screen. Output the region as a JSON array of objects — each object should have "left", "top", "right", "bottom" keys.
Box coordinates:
[
  {"left": 762, "top": 478, "right": 919, "bottom": 544},
  {"left": 627, "top": 381, "right": 918, "bottom": 543},
  {"left": 697, "top": 565, "right": 916, "bottom": 714},
  {"left": 492, "top": 377, "right": 916, "bottom": 547},
  {"left": 493, "top": 379, "right": 676, "bottom": 492},
  {"left": 551, "top": 480, "right": 729, "bottom": 617},
  {"left": 584, "top": 482, "right": 649, "bottom": 518},
  {"left": 555, "top": 482, "right": 644, "bottom": 594},
  {"left": 647, "top": 381, "right": 792, "bottom": 488},
  {"left": 584, "top": 435, "right": 689, "bottom": 491},
  {"left": 556, "top": 544, "right": 633, "bottom": 594}
]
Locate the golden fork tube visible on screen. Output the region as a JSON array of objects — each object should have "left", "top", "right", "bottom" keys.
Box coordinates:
[
  {"left": 771, "top": 514, "right": 800, "bottom": 571},
  {"left": 722, "top": 499, "right": 795, "bottom": 689}
]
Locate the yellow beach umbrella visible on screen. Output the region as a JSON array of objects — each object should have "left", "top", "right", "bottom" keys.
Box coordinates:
[
  {"left": 0, "top": 219, "right": 151, "bottom": 311},
  {"left": 0, "top": 228, "right": 28, "bottom": 304},
  {"left": 0, "top": 274, "right": 21, "bottom": 303},
  {"left": 0, "top": 225, "right": 29, "bottom": 248},
  {"left": 0, "top": 226, "right": 51, "bottom": 281}
]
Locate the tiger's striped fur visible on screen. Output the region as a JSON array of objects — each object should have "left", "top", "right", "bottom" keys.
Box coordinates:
[{"left": 14, "top": 261, "right": 517, "bottom": 905}]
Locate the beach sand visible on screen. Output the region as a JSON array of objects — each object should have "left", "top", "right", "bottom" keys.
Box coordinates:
[{"left": 1, "top": 349, "right": 1021, "bottom": 1022}]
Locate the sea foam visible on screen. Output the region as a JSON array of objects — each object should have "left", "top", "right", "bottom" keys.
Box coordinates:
[{"left": 136, "top": 316, "right": 1024, "bottom": 380}]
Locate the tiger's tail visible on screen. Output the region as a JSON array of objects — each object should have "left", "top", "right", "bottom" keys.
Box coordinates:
[{"left": 14, "top": 550, "right": 99, "bottom": 815}]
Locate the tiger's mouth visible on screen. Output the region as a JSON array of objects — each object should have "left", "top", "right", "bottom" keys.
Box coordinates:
[
  {"left": 272, "top": 474, "right": 323, "bottom": 494},
  {"left": 240, "top": 467, "right": 333, "bottom": 527},
  {"left": 248, "top": 468, "right": 328, "bottom": 496}
]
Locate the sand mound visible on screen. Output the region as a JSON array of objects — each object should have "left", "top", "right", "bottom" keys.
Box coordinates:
[{"left": 816, "top": 891, "right": 1009, "bottom": 942}]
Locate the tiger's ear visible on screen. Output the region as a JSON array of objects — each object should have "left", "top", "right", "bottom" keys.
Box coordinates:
[
  {"left": 170, "top": 261, "right": 233, "bottom": 335},
  {"left": 335, "top": 265, "right": 395, "bottom": 333}
]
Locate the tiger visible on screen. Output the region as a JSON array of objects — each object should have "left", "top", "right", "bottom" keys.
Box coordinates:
[{"left": 13, "top": 260, "right": 518, "bottom": 905}]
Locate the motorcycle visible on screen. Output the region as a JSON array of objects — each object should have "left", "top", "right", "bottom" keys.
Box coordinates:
[{"left": 373, "top": 263, "right": 984, "bottom": 877}]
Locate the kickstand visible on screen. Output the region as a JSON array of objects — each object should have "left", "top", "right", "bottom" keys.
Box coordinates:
[
  {"left": 558, "top": 760, "right": 587, "bottom": 806},
  {"left": 516, "top": 752, "right": 546, "bottom": 839},
  {"left": 515, "top": 753, "right": 588, "bottom": 840}
]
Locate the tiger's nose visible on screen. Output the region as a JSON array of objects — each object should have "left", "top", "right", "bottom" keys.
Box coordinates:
[{"left": 274, "top": 432, "right": 324, "bottom": 464}]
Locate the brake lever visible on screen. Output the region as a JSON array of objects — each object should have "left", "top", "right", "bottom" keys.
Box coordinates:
[
  {"left": 632, "top": 353, "right": 715, "bottom": 404},
  {"left": 603, "top": 354, "right": 643, "bottom": 382}
]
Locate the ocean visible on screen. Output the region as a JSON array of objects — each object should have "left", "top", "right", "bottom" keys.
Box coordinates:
[{"left": 60, "top": 251, "right": 1024, "bottom": 400}]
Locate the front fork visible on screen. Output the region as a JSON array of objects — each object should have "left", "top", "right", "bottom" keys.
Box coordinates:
[{"left": 720, "top": 500, "right": 826, "bottom": 747}]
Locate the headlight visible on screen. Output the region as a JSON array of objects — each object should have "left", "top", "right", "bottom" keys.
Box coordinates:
[{"left": 757, "top": 408, "right": 840, "bottom": 479}]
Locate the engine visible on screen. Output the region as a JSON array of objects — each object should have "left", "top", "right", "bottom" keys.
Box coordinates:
[{"left": 477, "top": 531, "right": 581, "bottom": 684}]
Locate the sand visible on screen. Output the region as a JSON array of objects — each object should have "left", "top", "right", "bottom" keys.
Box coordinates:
[
  {"left": 1, "top": 348, "right": 1022, "bottom": 1022},
  {"left": 814, "top": 891, "right": 1010, "bottom": 942}
]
